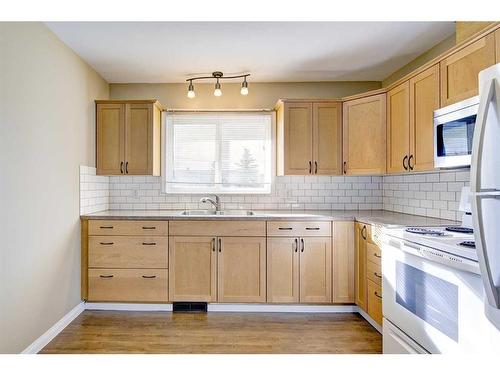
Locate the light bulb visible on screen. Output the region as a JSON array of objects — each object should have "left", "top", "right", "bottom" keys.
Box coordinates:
[
  {"left": 187, "top": 81, "right": 195, "bottom": 98},
  {"left": 240, "top": 78, "right": 248, "bottom": 95},
  {"left": 214, "top": 80, "right": 222, "bottom": 97}
]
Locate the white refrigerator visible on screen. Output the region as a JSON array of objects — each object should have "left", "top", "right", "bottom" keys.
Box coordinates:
[{"left": 471, "top": 62, "right": 500, "bottom": 330}]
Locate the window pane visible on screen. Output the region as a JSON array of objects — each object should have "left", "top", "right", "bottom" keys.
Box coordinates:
[{"left": 164, "top": 112, "right": 272, "bottom": 194}]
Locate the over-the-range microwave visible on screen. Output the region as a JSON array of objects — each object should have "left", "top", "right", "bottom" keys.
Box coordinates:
[{"left": 434, "top": 96, "right": 479, "bottom": 169}]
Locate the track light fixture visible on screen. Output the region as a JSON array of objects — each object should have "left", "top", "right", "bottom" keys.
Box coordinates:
[{"left": 186, "top": 71, "right": 250, "bottom": 98}]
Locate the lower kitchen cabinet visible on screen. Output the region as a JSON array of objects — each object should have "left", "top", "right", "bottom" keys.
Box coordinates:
[
  {"left": 217, "top": 237, "right": 267, "bottom": 303},
  {"left": 168, "top": 236, "right": 217, "bottom": 302},
  {"left": 355, "top": 222, "right": 383, "bottom": 325},
  {"left": 332, "top": 221, "right": 355, "bottom": 303},
  {"left": 267, "top": 236, "right": 332, "bottom": 303},
  {"left": 267, "top": 237, "right": 300, "bottom": 303},
  {"left": 88, "top": 268, "right": 168, "bottom": 302},
  {"left": 300, "top": 237, "right": 332, "bottom": 303}
]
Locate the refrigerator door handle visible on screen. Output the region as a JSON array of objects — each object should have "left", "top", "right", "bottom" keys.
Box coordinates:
[
  {"left": 471, "top": 75, "right": 500, "bottom": 313},
  {"left": 470, "top": 77, "right": 495, "bottom": 193}
]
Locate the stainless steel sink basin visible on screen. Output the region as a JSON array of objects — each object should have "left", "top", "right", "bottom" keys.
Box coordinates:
[{"left": 180, "top": 210, "right": 255, "bottom": 216}]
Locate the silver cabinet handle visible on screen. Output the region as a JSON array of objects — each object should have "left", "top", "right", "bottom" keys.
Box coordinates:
[{"left": 99, "top": 242, "right": 114, "bottom": 245}]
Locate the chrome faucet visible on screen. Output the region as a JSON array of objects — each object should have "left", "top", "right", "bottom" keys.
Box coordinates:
[{"left": 200, "top": 195, "right": 221, "bottom": 212}]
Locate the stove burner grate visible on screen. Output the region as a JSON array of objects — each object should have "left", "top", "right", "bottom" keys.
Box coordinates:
[
  {"left": 446, "top": 226, "right": 473, "bottom": 234},
  {"left": 459, "top": 241, "right": 476, "bottom": 249},
  {"left": 405, "top": 228, "right": 444, "bottom": 236}
]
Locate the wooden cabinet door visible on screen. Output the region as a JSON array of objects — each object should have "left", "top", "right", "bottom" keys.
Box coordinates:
[
  {"left": 96, "top": 103, "right": 125, "bottom": 175},
  {"left": 217, "top": 237, "right": 266, "bottom": 303},
  {"left": 125, "top": 103, "right": 153, "bottom": 175},
  {"left": 299, "top": 237, "right": 332, "bottom": 303},
  {"left": 496, "top": 29, "right": 500, "bottom": 63},
  {"left": 355, "top": 223, "right": 368, "bottom": 310},
  {"left": 332, "top": 221, "right": 355, "bottom": 303},
  {"left": 440, "top": 34, "right": 496, "bottom": 106},
  {"left": 283, "top": 102, "right": 313, "bottom": 175},
  {"left": 168, "top": 236, "right": 217, "bottom": 302},
  {"left": 387, "top": 81, "right": 410, "bottom": 174},
  {"left": 267, "top": 237, "right": 299, "bottom": 303},
  {"left": 367, "top": 279, "right": 383, "bottom": 325},
  {"left": 409, "top": 64, "right": 440, "bottom": 172},
  {"left": 342, "top": 94, "right": 386, "bottom": 175},
  {"left": 313, "top": 102, "right": 342, "bottom": 175}
]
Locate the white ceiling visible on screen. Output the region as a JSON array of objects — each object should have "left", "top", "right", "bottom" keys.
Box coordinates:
[{"left": 45, "top": 22, "right": 455, "bottom": 83}]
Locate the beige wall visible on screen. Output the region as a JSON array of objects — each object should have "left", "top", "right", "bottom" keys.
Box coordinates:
[
  {"left": 110, "top": 81, "right": 381, "bottom": 109},
  {"left": 0, "top": 22, "right": 109, "bottom": 353},
  {"left": 382, "top": 34, "right": 456, "bottom": 87}
]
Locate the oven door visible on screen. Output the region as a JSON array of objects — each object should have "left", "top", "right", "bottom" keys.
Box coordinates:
[
  {"left": 382, "top": 238, "right": 491, "bottom": 354},
  {"left": 434, "top": 103, "right": 477, "bottom": 168}
]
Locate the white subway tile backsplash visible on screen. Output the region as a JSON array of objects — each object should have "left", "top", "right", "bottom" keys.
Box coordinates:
[{"left": 79, "top": 166, "right": 109, "bottom": 215}]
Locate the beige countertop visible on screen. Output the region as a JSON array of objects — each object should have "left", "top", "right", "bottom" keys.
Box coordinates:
[{"left": 81, "top": 209, "right": 458, "bottom": 228}]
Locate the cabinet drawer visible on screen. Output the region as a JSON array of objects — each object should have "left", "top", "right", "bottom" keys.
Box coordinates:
[
  {"left": 267, "top": 221, "right": 331, "bottom": 237},
  {"left": 88, "top": 268, "right": 168, "bottom": 302},
  {"left": 169, "top": 221, "right": 265, "bottom": 236},
  {"left": 367, "top": 260, "right": 382, "bottom": 286},
  {"left": 366, "top": 242, "right": 382, "bottom": 266},
  {"left": 89, "top": 236, "right": 168, "bottom": 269},
  {"left": 367, "top": 279, "right": 382, "bottom": 325},
  {"left": 88, "top": 220, "right": 168, "bottom": 236}
]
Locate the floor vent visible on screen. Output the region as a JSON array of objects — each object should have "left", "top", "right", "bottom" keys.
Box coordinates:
[{"left": 173, "top": 302, "right": 208, "bottom": 313}]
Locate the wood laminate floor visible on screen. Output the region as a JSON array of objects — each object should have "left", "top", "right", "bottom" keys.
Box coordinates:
[{"left": 40, "top": 311, "right": 382, "bottom": 354}]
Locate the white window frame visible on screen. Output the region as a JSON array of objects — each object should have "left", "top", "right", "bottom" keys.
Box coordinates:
[{"left": 161, "top": 110, "right": 276, "bottom": 195}]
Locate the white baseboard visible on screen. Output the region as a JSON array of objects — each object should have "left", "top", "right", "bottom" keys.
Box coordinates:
[
  {"left": 21, "top": 302, "right": 85, "bottom": 354},
  {"left": 85, "top": 302, "right": 173, "bottom": 311},
  {"left": 207, "top": 303, "right": 358, "bottom": 313},
  {"left": 358, "top": 308, "right": 382, "bottom": 333}
]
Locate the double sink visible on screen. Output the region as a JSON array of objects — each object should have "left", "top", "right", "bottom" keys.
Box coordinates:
[{"left": 180, "top": 209, "right": 255, "bottom": 216}]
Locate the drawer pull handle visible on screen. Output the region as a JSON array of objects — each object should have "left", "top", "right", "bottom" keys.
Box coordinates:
[
  {"left": 373, "top": 253, "right": 382, "bottom": 258},
  {"left": 99, "top": 226, "right": 114, "bottom": 229},
  {"left": 212, "top": 238, "right": 216, "bottom": 252},
  {"left": 278, "top": 227, "right": 293, "bottom": 230},
  {"left": 99, "top": 275, "right": 114, "bottom": 278},
  {"left": 374, "top": 291, "right": 382, "bottom": 299},
  {"left": 142, "top": 242, "right": 157, "bottom": 246},
  {"left": 305, "top": 227, "right": 320, "bottom": 230},
  {"left": 142, "top": 275, "right": 157, "bottom": 279},
  {"left": 99, "top": 242, "right": 114, "bottom": 245},
  {"left": 374, "top": 272, "right": 382, "bottom": 278},
  {"left": 142, "top": 226, "right": 156, "bottom": 230}
]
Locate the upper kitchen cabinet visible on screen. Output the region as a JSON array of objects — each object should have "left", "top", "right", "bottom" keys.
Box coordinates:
[
  {"left": 496, "top": 29, "right": 500, "bottom": 62},
  {"left": 409, "top": 64, "right": 440, "bottom": 172},
  {"left": 386, "top": 65, "right": 440, "bottom": 174},
  {"left": 276, "top": 100, "right": 342, "bottom": 176},
  {"left": 440, "top": 34, "right": 496, "bottom": 106},
  {"left": 386, "top": 81, "right": 410, "bottom": 174},
  {"left": 96, "top": 100, "right": 163, "bottom": 176},
  {"left": 342, "top": 93, "right": 386, "bottom": 175}
]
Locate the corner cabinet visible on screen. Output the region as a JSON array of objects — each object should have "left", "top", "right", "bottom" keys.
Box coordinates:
[
  {"left": 440, "top": 34, "right": 496, "bottom": 106},
  {"left": 342, "top": 93, "right": 387, "bottom": 175},
  {"left": 96, "top": 100, "right": 163, "bottom": 176},
  {"left": 276, "top": 100, "right": 342, "bottom": 176}
]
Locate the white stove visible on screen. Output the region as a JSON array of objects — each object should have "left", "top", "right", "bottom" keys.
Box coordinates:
[{"left": 385, "top": 225, "right": 477, "bottom": 262}]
